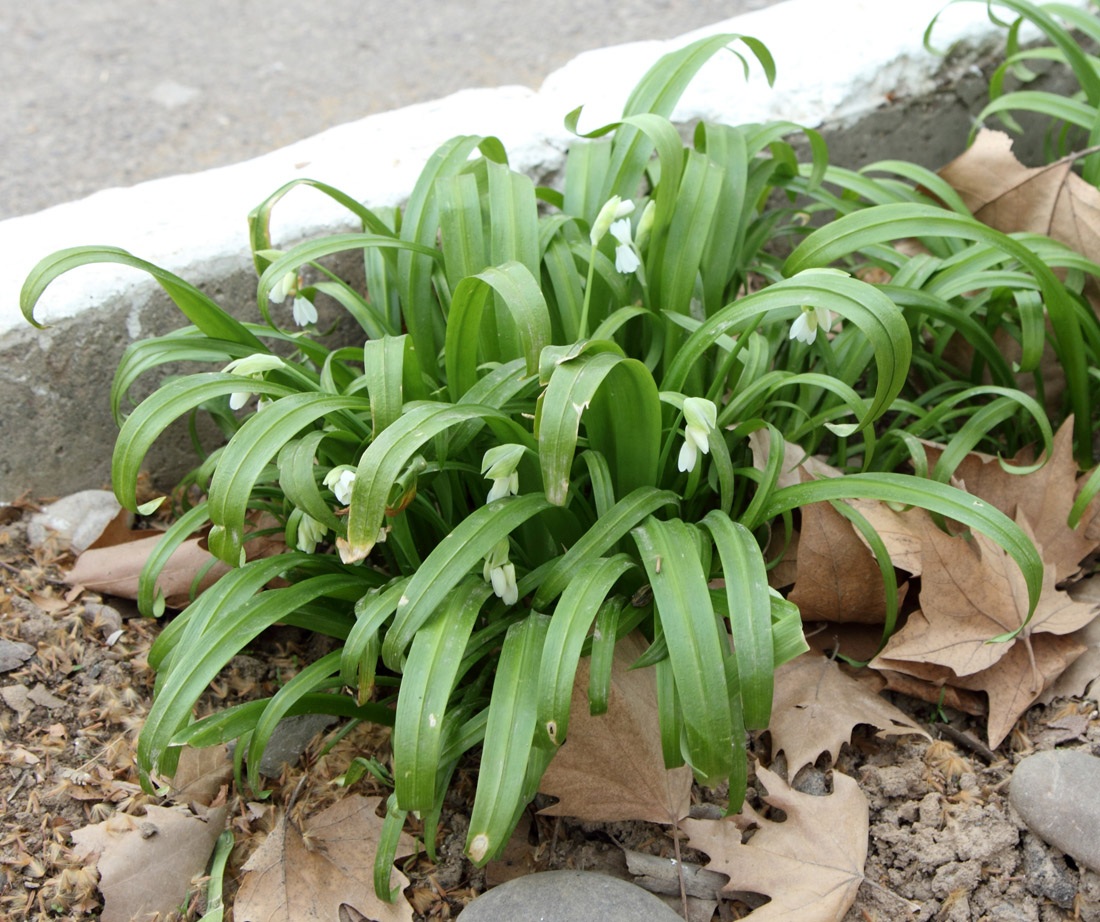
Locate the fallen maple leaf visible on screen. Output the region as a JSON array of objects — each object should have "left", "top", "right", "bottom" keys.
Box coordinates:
[
  {"left": 787, "top": 475, "right": 906, "bottom": 623},
  {"left": 1039, "top": 575, "right": 1100, "bottom": 703},
  {"left": 920, "top": 418, "right": 1097, "bottom": 581},
  {"left": 71, "top": 804, "right": 228, "bottom": 922},
  {"left": 768, "top": 654, "right": 928, "bottom": 777},
  {"left": 681, "top": 762, "right": 869, "bottom": 922},
  {"left": 940, "top": 128, "right": 1100, "bottom": 262},
  {"left": 538, "top": 630, "right": 693, "bottom": 825},
  {"left": 169, "top": 744, "right": 233, "bottom": 807},
  {"left": 874, "top": 614, "right": 1086, "bottom": 747},
  {"left": 876, "top": 511, "right": 1096, "bottom": 679},
  {"left": 233, "top": 794, "right": 416, "bottom": 922}
]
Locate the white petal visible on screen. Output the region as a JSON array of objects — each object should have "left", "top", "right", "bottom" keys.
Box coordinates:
[
  {"left": 229, "top": 391, "right": 250, "bottom": 410},
  {"left": 502, "top": 563, "right": 518, "bottom": 606},
  {"left": 292, "top": 297, "right": 318, "bottom": 326},
  {"left": 678, "top": 439, "right": 698, "bottom": 472},
  {"left": 334, "top": 471, "right": 356, "bottom": 505},
  {"left": 814, "top": 306, "right": 833, "bottom": 336},
  {"left": 487, "top": 478, "right": 511, "bottom": 502},
  {"left": 789, "top": 312, "right": 816, "bottom": 345},
  {"left": 490, "top": 565, "right": 509, "bottom": 599},
  {"left": 610, "top": 218, "right": 633, "bottom": 246},
  {"left": 615, "top": 245, "right": 641, "bottom": 274},
  {"left": 508, "top": 471, "right": 519, "bottom": 495},
  {"left": 688, "top": 425, "right": 711, "bottom": 456}
]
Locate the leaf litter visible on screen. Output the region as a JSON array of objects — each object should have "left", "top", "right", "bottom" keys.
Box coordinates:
[{"left": 4, "top": 445, "right": 1100, "bottom": 922}]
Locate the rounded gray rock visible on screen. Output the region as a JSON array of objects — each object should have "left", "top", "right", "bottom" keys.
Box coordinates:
[
  {"left": 456, "top": 870, "right": 683, "bottom": 922},
  {"left": 1011, "top": 749, "right": 1100, "bottom": 873}
]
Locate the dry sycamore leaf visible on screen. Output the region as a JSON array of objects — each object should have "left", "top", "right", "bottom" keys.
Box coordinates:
[
  {"left": 681, "top": 763, "right": 869, "bottom": 922},
  {"left": 769, "top": 654, "right": 928, "bottom": 777},
  {"left": 787, "top": 474, "right": 905, "bottom": 623},
  {"left": 920, "top": 418, "right": 1097, "bottom": 581},
  {"left": 71, "top": 804, "right": 228, "bottom": 922},
  {"left": 234, "top": 794, "right": 417, "bottom": 922},
  {"left": 169, "top": 745, "right": 233, "bottom": 807},
  {"left": 538, "top": 630, "right": 692, "bottom": 825},
  {"left": 875, "top": 666, "right": 988, "bottom": 718},
  {"left": 843, "top": 499, "right": 929, "bottom": 577},
  {"left": 940, "top": 128, "right": 1100, "bottom": 262},
  {"left": 805, "top": 622, "right": 886, "bottom": 665},
  {"left": 748, "top": 429, "right": 809, "bottom": 491},
  {"left": 875, "top": 615, "right": 1085, "bottom": 747},
  {"left": 1039, "top": 575, "right": 1100, "bottom": 703},
  {"left": 877, "top": 511, "right": 1097, "bottom": 680},
  {"left": 65, "top": 528, "right": 285, "bottom": 609}
]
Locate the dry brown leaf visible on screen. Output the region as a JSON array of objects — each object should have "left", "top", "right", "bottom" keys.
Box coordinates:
[
  {"left": 874, "top": 666, "right": 988, "bottom": 717},
  {"left": 877, "top": 511, "right": 1096, "bottom": 681},
  {"left": 1039, "top": 576, "right": 1100, "bottom": 702},
  {"left": 169, "top": 744, "right": 233, "bottom": 807},
  {"left": 805, "top": 622, "right": 888, "bottom": 665},
  {"left": 843, "top": 498, "right": 929, "bottom": 576},
  {"left": 538, "top": 630, "right": 692, "bottom": 825},
  {"left": 768, "top": 654, "right": 928, "bottom": 777},
  {"left": 940, "top": 128, "right": 1100, "bottom": 261},
  {"left": 65, "top": 528, "right": 284, "bottom": 609},
  {"left": 787, "top": 475, "right": 905, "bottom": 623},
  {"left": 748, "top": 429, "right": 809, "bottom": 491},
  {"left": 234, "top": 794, "right": 416, "bottom": 922},
  {"left": 681, "top": 762, "right": 869, "bottom": 922},
  {"left": 875, "top": 613, "right": 1085, "bottom": 746},
  {"left": 71, "top": 804, "right": 228, "bottom": 922},
  {"left": 920, "top": 418, "right": 1097, "bottom": 581}
]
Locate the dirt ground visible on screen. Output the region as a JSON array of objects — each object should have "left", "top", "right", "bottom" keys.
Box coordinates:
[{"left": 2, "top": 503, "right": 1099, "bottom": 922}]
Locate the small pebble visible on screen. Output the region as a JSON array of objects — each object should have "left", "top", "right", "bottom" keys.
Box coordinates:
[
  {"left": 1011, "top": 749, "right": 1100, "bottom": 873},
  {"left": 0, "top": 639, "right": 35, "bottom": 672},
  {"left": 26, "top": 489, "right": 124, "bottom": 553},
  {"left": 1021, "top": 833, "right": 1077, "bottom": 909},
  {"left": 456, "top": 870, "right": 684, "bottom": 921}
]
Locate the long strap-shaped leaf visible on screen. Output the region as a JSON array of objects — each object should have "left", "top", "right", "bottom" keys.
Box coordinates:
[
  {"left": 138, "top": 573, "right": 363, "bottom": 784},
  {"left": 112, "top": 374, "right": 296, "bottom": 510},
  {"left": 633, "top": 517, "right": 733, "bottom": 786},
  {"left": 701, "top": 511, "right": 774, "bottom": 730},
  {"left": 21, "top": 245, "right": 265, "bottom": 350},
  {"left": 381, "top": 494, "right": 552, "bottom": 669},
  {"left": 362, "top": 335, "right": 425, "bottom": 437},
  {"left": 466, "top": 613, "right": 549, "bottom": 865},
  {"left": 662, "top": 270, "right": 911, "bottom": 431},
  {"left": 534, "top": 554, "right": 636, "bottom": 749},
  {"left": 759, "top": 472, "right": 1044, "bottom": 630},
  {"left": 538, "top": 350, "right": 661, "bottom": 505},
  {"left": 445, "top": 262, "right": 551, "bottom": 400},
  {"left": 531, "top": 486, "right": 679, "bottom": 608},
  {"left": 393, "top": 579, "right": 492, "bottom": 811},
  {"left": 206, "top": 393, "right": 370, "bottom": 564},
  {"left": 784, "top": 203, "right": 1095, "bottom": 464},
  {"left": 344, "top": 402, "right": 528, "bottom": 561}
]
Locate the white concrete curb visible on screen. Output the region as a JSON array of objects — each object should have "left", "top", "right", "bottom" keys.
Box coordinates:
[{"left": 2, "top": 0, "right": 1079, "bottom": 336}]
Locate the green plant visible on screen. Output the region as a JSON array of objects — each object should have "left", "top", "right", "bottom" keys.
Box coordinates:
[{"left": 25, "top": 27, "right": 1086, "bottom": 891}]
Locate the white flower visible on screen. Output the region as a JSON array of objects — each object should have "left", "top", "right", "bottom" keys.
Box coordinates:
[
  {"left": 610, "top": 218, "right": 641, "bottom": 274},
  {"left": 481, "top": 444, "right": 525, "bottom": 503},
  {"left": 269, "top": 270, "right": 299, "bottom": 304},
  {"left": 789, "top": 305, "right": 833, "bottom": 346},
  {"left": 222, "top": 353, "right": 285, "bottom": 410},
  {"left": 323, "top": 465, "right": 357, "bottom": 505},
  {"left": 482, "top": 538, "right": 519, "bottom": 606},
  {"left": 297, "top": 513, "right": 327, "bottom": 554},
  {"left": 677, "top": 396, "right": 718, "bottom": 473},
  {"left": 590, "top": 196, "right": 636, "bottom": 245},
  {"left": 292, "top": 296, "right": 317, "bottom": 326}
]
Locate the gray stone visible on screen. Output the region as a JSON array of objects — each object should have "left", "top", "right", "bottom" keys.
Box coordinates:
[
  {"left": 1022, "top": 833, "right": 1077, "bottom": 909},
  {"left": 1011, "top": 749, "right": 1100, "bottom": 873},
  {"left": 0, "top": 639, "right": 35, "bottom": 672},
  {"left": 456, "top": 870, "right": 684, "bottom": 922},
  {"left": 26, "top": 490, "right": 124, "bottom": 553},
  {"left": 256, "top": 712, "right": 337, "bottom": 777}
]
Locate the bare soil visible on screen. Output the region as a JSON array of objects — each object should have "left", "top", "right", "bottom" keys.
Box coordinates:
[{"left": 2, "top": 504, "right": 1099, "bottom": 922}]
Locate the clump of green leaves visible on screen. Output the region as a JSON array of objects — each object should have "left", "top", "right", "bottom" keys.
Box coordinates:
[{"left": 24, "top": 22, "right": 1099, "bottom": 889}]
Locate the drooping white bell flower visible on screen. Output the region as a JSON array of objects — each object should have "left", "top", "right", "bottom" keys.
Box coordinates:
[
  {"left": 297, "top": 513, "right": 327, "bottom": 554},
  {"left": 222, "top": 354, "right": 285, "bottom": 410},
  {"left": 292, "top": 296, "right": 318, "bottom": 326},
  {"left": 481, "top": 444, "right": 525, "bottom": 503},
  {"left": 677, "top": 396, "right": 718, "bottom": 473},
  {"left": 323, "top": 465, "right": 357, "bottom": 505},
  {"left": 269, "top": 270, "right": 299, "bottom": 304},
  {"left": 789, "top": 305, "right": 833, "bottom": 345},
  {"left": 610, "top": 218, "right": 641, "bottom": 274},
  {"left": 590, "top": 196, "right": 636, "bottom": 246},
  {"left": 482, "top": 538, "right": 518, "bottom": 606}
]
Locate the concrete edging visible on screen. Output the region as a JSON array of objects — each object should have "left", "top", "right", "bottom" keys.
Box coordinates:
[{"left": 0, "top": 0, "right": 1084, "bottom": 499}]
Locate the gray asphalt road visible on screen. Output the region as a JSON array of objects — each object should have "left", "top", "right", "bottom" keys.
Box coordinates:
[{"left": 3, "top": 1, "right": 783, "bottom": 221}]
